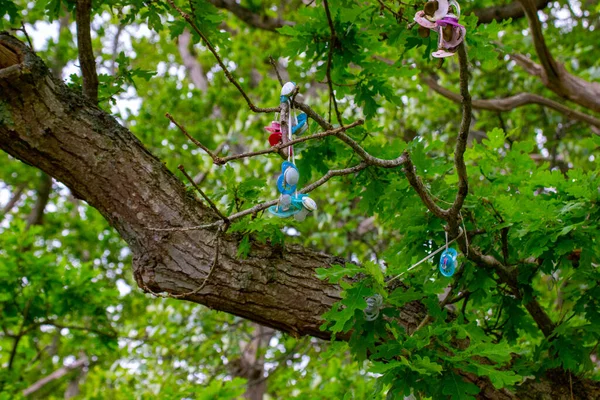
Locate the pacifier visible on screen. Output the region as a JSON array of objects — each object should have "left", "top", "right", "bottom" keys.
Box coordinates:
[
  {"left": 276, "top": 161, "right": 299, "bottom": 195},
  {"left": 439, "top": 248, "right": 458, "bottom": 277}
]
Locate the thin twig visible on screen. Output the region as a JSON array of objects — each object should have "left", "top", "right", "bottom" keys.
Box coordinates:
[
  {"left": 323, "top": 0, "right": 344, "bottom": 126},
  {"left": 148, "top": 221, "right": 224, "bottom": 232},
  {"left": 20, "top": 22, "right": 34, "bottom": 52},
  {"left": 299, "top": 163, "right": 369, "bottom": 193},
  {"left": 218, "top": 120, "right": 364, "bottom": 164},
  {"left": 269, "top": 56, "right": 284, "bottom": 85},
  {"left": 376, "top": 0, "right": 410, "bottom": 22},
  {"left": 168, "top": 112, "right": 363, "bottom": 164},
  {"left": 165, "top": 113, "right": 219, "bottom": 161},
  {"left": 178, "top": 164, "right": 229, "bottom": 222},
  {"left": 166, "top": 0, "right": 279, "bottom": 114}
]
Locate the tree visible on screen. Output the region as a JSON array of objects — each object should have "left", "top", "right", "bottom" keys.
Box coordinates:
[{"left": 1, "top": 0, "right": 599, "bottom": 398}]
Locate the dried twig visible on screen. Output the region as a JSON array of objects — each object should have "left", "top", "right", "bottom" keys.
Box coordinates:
[
  {"left": 269, "top": 56, "right": 284, "bottom": 86},
  {"left": 165, "top": 113, "right": 219, "bottom": 161},
  {"left": 20, "top": 22, "right": 34, "bottom": 52},
  {"left": 168, "top": 112, "right": 363, "bottom": 164}
]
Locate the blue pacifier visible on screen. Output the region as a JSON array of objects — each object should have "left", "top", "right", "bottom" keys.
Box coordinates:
[
  {"left": 276, "top": 161, "right": 299, "bottom": 195},
  {"left": 439, "top": 248, "right": 458, "bottom": 277},
  {"left": 268, "top": 193, "right": 305, "bottom": 218},
  {"left": 291, "top": 113, "right": 308, "bottom": 135}
]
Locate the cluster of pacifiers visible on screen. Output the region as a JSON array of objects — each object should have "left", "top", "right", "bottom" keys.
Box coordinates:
[{"left": 265, "top": 82, "right": 316, "bottom": 221}]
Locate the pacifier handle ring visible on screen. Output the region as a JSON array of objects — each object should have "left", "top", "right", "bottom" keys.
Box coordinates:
[{"left": 449, "top": 0, "right": 461, "bottom": 18}]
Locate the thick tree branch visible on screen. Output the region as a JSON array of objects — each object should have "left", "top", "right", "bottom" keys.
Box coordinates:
[
  {"left": 424, "top": 76, "right": 600, "bottom": 132},
  {"left": 26, "top": 173, "right": 52, "bottom": 227},
  {"left": 208, "top": 0, "right": 293, "bottom": 32},
  {"left": 75, "top": 0, "right": 98, "bottom": 102},
  {"left": 515, "top": 0, "right": 600, "bottom": 113},
  {"left": 518, "top": 0, "right": 561, "bottom": 83},
  {"left": 177, "top": 29, "right": 209, "bottom": 91},
  {"left": 472, "top": 0, "right": 550, "bottom": 24},
  {"left": 22, "top": 356, "right": 88, "bottom": 397}
]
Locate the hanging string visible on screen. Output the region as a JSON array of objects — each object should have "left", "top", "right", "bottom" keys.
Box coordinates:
[
  {"left": 460, "top": 212, "right": 469, "bottom": 256},
  {"left": 289, "top": 100, "right": 295, "bottom": 165},
  {"left": 387, "top": 228, "right": 464, "bottom": 284},
  {"left": 287, "top": 99, "right": 298, "bottom": 197},
  {"left": 287, "top": 102, "right": 291, "bottom": 163}
]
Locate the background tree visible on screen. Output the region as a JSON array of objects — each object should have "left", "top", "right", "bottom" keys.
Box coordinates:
[{"left": 0, "top": 0, "right": 599, "bottom": 399}]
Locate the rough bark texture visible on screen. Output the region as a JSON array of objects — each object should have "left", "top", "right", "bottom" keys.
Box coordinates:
[
  {"left": 2, "top": 34, "right": 600, "bottom": 399},
  {"left": 74, "top": 0, "right": 98, "bottom": 102}
]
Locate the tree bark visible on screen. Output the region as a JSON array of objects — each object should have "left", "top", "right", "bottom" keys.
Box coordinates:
[
  {"left": 1, "top": 34, "right": 600, "bottom": 399},
  {"left": 75, "top": 0, "right": 98, "bottom": 102}
]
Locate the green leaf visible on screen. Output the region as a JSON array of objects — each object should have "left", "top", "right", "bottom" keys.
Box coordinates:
[
  {"left": 316, "top": 264, "right": 363, "bottom": 284},
  {"left": 441, "top": 373, "right": 480, "bottom": 400},
  {"left": 322, "top": 282, "right": 373, "bottom": 333}
]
